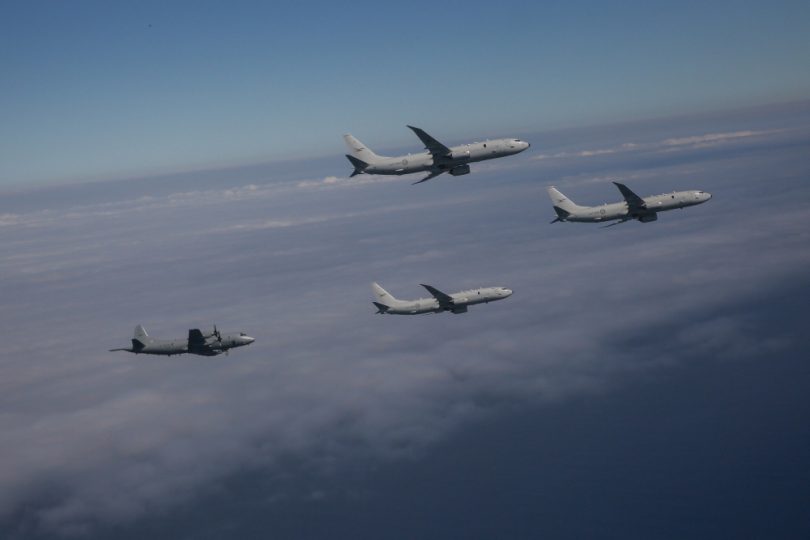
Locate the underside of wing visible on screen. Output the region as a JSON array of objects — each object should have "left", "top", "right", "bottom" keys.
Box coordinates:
[
  {"left": 407, "top": 125, "right": 451, "bottom": 157},
  {"left": 412, "top": 170, "right": 445, "bottom": 185},
  {"left": 420, "top": 284, "right": 454, "bottom": 308},
  {"left": 601, "top": 218, "right": 630, "bottom": 228},
  {"left": 188, "top": 328, "right": 210, "bottom": 354},
  {"left": 613, "top": 182, "right": 646, "bottom": 212}
]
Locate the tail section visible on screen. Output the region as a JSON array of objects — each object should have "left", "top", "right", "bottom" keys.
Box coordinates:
[
  {"left": 547, "top": 187, "right": 580, "bottom": 212},
  {"left": 345, "top": 154, "right": 369, "bottom": 178},
  {"left": 372, "top": 302, "right": 390, "bottom": 314},
  {"left": 547, "top": 186, "right": 585, "bottom": 222},
  {"left": 344, "top": 134, "right": 383, "bottom": 164},
  {"left": 550, "top": 206, "right": 571, "bottom": 223},
  {"left": 132, "top": 325, "right": 152, "bottom": 349},
  {"left": 371, "top": 282, "right": 400, "bottom": 309}
]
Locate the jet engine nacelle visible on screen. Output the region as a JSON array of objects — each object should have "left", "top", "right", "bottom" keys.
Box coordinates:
[
  {"left": 638, "top": 213, "right": 658, "bottom": 223},
  {"left": 449, "top": 164, "right": 471, "bottom": 176}
]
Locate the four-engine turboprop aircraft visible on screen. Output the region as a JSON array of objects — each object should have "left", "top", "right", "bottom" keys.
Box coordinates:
[
  {"left": 548, "top": 182, "right": 712, "bottom": 227},
  {"left": 372, "top": 282, "right": 512, "bottom": 315},
  {"left": 344, "top": 125, "right": 530, "bottom": 184},
  {"left": 110, "top": 325, "right": 255, "bottom": 356}
]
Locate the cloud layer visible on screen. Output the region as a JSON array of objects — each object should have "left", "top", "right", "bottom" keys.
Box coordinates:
[{"left": 1, "top": 106, "right": 809, "bottom": 537}]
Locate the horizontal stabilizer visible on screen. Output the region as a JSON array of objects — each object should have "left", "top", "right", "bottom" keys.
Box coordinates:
[
  {"left": 551, "top": 206, "right": 570, "bottom": 223},
  {"left": 372, "top": 302, "right": 389, "bottom": 314},
  {"left": 345, "top": 154, "right": 368, "bottom": 177}
]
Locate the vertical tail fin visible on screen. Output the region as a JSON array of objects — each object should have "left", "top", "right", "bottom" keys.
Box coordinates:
[
  {"left": 371, "top": 282, "right": 399, "bottom": 306},
  {"left": 344, "top": 134, "right": 383, "bottom": 164},
  {"left": 133, "top": 325, "right": 152, "bottom": 343},
  {"left": 547, "top": 186, "right": 581, "bottom": 213}
]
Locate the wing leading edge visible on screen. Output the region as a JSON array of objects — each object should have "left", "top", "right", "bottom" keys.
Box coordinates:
[
  {"left": 412, "top": 170, "right": 445, "bottom": 185},
  {"left": 613, "top": 182, "right": 646, "bottom": 211},
  {"left": 420, "top": 284, "right": 454, "bottom": 308},
  {"left": 407, "top": 125, "right": 451, "bottom": 157}
]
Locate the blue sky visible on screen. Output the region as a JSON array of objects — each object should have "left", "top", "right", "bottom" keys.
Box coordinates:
[{"left": 1, "top": 0, "right": 809, "bottom": 186}]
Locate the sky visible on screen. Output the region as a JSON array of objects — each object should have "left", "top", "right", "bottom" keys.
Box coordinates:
[
  {"left": 1, "top": 101, "right": 809, "bottom": 538},
  {"left": 1, "top": 0, "right": 809, "bottom": 186},
  {"left": 2, "top": 2, "right": 810, "bottom": 539}
]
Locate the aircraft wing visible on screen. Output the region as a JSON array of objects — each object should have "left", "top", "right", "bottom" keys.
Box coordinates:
[
  {"left": 420, "top": 284, "right": 455, "bottom": 308},
  {"left": 407, "top": 125, "right": 451, "bottom": 157},
  {"left": 601, "top": 217, "right": 632, "bottom": 228},
  {"left": 613, "top": 182, "right": 647, "bottom": 211},
  {"left": 412, "top": 170, "right": 445, "bottom": 185},
  {"left": 188, "top": 328, "right": 210, "bottom": 354}
]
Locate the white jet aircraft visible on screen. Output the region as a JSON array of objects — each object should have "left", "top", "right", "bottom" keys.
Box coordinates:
[
  {"left": 548, "top": 182, "right": 712, "bottom": 227},
  {"left": 372, "top": 282, "right": 512, "bottom": 315},
  {"left": 345, "top": 125, "right": 530, "bottom": 184}
]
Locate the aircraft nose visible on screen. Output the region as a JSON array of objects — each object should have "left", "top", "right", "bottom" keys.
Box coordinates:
[
  {"left": 244, "top": 336, "right": 255, "bottom": 344},
  {"left": 504, "top": 288, "right": 513, "bottom": 296}
]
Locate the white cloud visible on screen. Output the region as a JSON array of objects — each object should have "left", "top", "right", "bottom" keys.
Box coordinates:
[
  {"left": 661, "top": 130, "right": 764, "bottom": 147},
  {"left": 0, "top": 114, "right": 807, "bottom": 536},
  {"left": 531, "top": 129, "right": 778, "bottom": 162}
]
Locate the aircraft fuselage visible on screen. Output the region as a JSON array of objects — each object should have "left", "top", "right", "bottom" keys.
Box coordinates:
[
  {"left": 112, "top": 327, "right": 255, "bottom": 356},
  {"left": 365, "top": 139, "right": 528, "bottom": 177},
  {"left": 382, "top": 287, "right": 513, "bottom": 315},
  {"left": 558, "top": 190, "right": 712, "bottom": 223}
]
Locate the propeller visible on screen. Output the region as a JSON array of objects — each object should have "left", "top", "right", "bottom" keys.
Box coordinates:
[{"left": 213, "top": 325, "right": 221, "bottom": 342}]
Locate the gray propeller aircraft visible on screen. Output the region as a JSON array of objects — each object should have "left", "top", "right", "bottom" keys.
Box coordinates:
[
  {"left": 548, "top": 182, "right": 712, "bottom": 227},
  {"left": 372, "top": 282, "right": 512, "bottom": 315},
  {"left": 344, "top": 125, "right": 530, "bottom": 184},
  {"left": 110, "top": 325, "right": 255, "bottom": 356}
]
